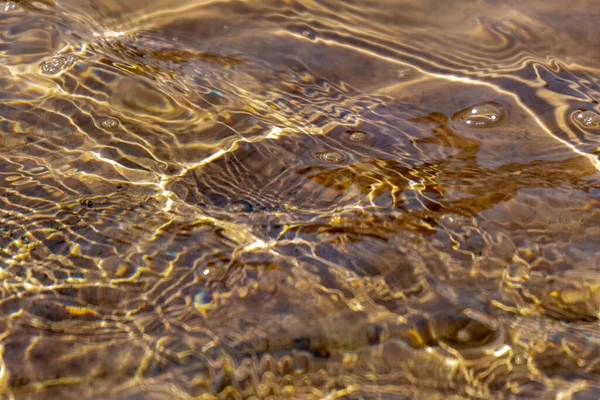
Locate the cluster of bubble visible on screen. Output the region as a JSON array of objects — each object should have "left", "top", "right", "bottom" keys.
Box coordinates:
[
  {"left": 573, "top": 110, "right": 600, "bottom": 129},
  {"left": 453, "top": 102, "right": 504, "bottom": 129},
  {"left": 39, "top": 55, "right": 78, "bottom": 75},
  {"left": 100, "top": 118, "right": 119, "bottom": 129},
  {"left": 4, "top": 1, "right": 18, "bottom": 12},
  {"left": 317, "top": 151, "right": 346, "bottom": 164}
]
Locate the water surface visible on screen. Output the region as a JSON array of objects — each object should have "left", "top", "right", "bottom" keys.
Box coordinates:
[{"left": 0, "top": 0, "right": 599, "bottom": 398}]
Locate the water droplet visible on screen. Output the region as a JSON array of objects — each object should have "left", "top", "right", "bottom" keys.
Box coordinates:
[
  {"left": 573, "top": 110, "right": 600, "bottom": 129},
  {"left": 101, "top": 118, "right": 119, "bottom": 129},
  {"left": 346, "top": 130, "right": 367, "bottom": 142},
  {"left": 452, "top": 102, "right": 504, "bottom": 129},
  {"left": 317, "top": 151, "right": 346, "bottom": 164},
  {"left": 225, "top": 200, "right": 253, "bottom": 213},
  {"left": 39, "top": 55, "right": 78, "bottom": 75}
]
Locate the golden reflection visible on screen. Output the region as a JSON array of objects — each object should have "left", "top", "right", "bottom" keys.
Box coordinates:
[{"left": 0, "top": 0, "right": 599, "bottom": 398}]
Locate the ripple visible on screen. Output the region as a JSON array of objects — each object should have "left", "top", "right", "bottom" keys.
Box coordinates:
[
  {"left": 451, "top": 102, "right": 505, "bottom": 129},
  {"left": 2, "top": 1, "right": 600, "bottom": 398},
  {"left": 573, "top": 110, "right": 600, "bottom": 129}
]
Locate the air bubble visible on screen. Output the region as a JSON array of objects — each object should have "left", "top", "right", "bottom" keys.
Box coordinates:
[
  {"left": 317, "top": 151, "right": 346, "bottom": 164},
  {"left": 301, "top": 30, "right": 317, "bottom": 40},
  {"left": 439, "top": 214, "right": 467, "bottom": 229},
  {"left": 39, "top": 55, "right": 78, "bottom": 75},
  {"left": 452, "top": 102, "right": 504, "bottom": 129},
  {"left": 456, "top": 328, "right": 471, "bottom": 342},
  {"left": 194, "top": 290, "right": 213, "bottom": 305},
  {"left": 101, "top": 118, "right": 119, "bottom": 129},
  {"left": 430, "top": 313, "right": 502, "bottom": 356},
  {"left": 398, "top": 68, "right": 411, "bottom": 78},
  {"left": 198, "top": 262, "right": 228, "bottom": 281},
  {"left": 514, "top": 354, "right": 525, "bottom": 364},
  {"left": 193, "top": 290, "right": 217, "bottom": 314},
  {"left": 573, "top": 110, "right": 600, "bottom": 129},
  {"left": 225, "top": 200, "right": 253, "bottom": 213},
  {"left": 346, "top": 130, "right": 367, "bottom": 142}
]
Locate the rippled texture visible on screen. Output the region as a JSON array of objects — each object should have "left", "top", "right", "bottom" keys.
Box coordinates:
[{"left": 0, "top": 0, "right": 599, "bottom": 399}]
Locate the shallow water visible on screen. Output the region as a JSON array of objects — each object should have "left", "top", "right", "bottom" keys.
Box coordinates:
[{"left": 0, "top": 0, "right": 599, "bottom": 398}]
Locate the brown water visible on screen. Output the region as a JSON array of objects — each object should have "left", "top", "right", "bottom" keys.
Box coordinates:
[{"left": 0, "top": 0, "right": 600, "bottom": 398}]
